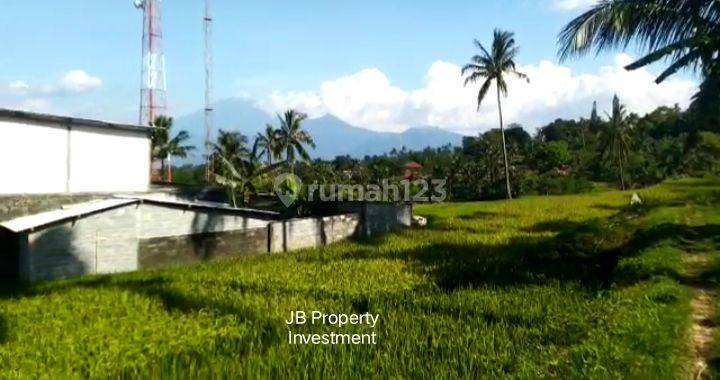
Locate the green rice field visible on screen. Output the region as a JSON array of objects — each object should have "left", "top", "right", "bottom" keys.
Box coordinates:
[{"left": 1, "top": 178, "right": 719, "bottom": 378}]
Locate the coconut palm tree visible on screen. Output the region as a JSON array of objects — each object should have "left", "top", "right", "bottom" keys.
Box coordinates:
[
  {"left": 210, "top": 130, "right": 248, "bottom": 178},
  {"left": 276, "top": 110, "right": 316, "bottom": 173},
  {"left": 151, "top": 116, "right": 194, "bottom": 182},
  {"left": 214, "top": 140, "right": 285, "bottom": 207},
  {"left": 255, "top": 124, "right": 280, "bottom": 164},
  {"left": 462, "top": 29, "right": 529, "bottom": 199},
  {"left": 599, "top": 95, "right": 632, "bottom": 190},
  {"left": 558, "top": 0, "right": 719, "bottom": 88},
  {"left": 212, "top": 130, "right": 247, "bottom": 163}
]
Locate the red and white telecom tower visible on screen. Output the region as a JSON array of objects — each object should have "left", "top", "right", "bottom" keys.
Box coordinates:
[{"left": 134, "top": 0, "right": 167, "bottom": 128}]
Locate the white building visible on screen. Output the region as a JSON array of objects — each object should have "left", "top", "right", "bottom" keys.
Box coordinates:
[
  {"left": 0, "top": 108, "right": 152, "bottom": 194},
  {"left": 0, "top": 108, "right": 409, "bottom": 282}
]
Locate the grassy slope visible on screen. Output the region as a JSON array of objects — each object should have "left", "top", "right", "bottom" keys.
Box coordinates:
[{"left": 0, "top": 179, "right": 718, "bottom": 378}]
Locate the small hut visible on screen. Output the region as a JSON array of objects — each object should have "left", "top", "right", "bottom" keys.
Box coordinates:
[{"left": 403, "top": 161, "right": 423, "bottom": 181}]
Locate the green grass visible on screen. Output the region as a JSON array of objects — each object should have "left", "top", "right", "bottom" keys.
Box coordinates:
[{"left": 1, "top": 178, "right": 719, "bottom": 378}]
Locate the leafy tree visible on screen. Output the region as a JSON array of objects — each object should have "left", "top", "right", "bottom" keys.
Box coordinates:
[
  {"left": 255, "top": 125, "right": 281, "bottom": 164},
  {"left": 275, "top": 110, "right": 316, "bottom": 173},
  {"left": 462, "top": 29, "right": 529, "bottom": 199},
  {"left": 684, "top": 131, "right": 720, "bottom": 175},
  {"left": 534, "top": 141, "right": 571, "bottom": 173},
  {"left": 150, "top": 116, "right": 194, "bottom": 182},
  {"left": 599, "top": 95, "right": 632, "bottom": 189}
]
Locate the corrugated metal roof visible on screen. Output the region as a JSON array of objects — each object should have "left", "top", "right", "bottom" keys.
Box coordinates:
[
  {"left": 0, "top": 108, "right": 152, "bottom": 134},
  {"left": 114, "top": 194, "right": 281, "bottom": 218},
  {"left": 0, "top": 195, "right": 282, "bottom": 234},
  {"left": 0, "top": 198, "right": 139, "bottom": 233}
]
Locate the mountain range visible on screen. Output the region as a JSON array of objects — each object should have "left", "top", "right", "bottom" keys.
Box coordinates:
[{"left": 174, "top": 98, "right": 464, "bottom": 163}]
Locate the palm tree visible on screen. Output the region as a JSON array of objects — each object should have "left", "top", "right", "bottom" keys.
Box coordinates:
[
  {"left": 150, "top": 116, "right": 194, "bottom": 182},
  {"left": 558, "top": 0, "right": 719, "bottom": 91},
  {"left": 255, "top": 124, "right": 280, "bottom": 164},
  {"left": 599, "top": 95, "right": 632, "bottom": 190},
  {"left": 462, "top": 29, "right": 529, "bottom": 199},
  {"left": 212, "top": 130, "right": 248, "bottom": 163},
  {"left": 214, "top": 141, "right": 285, "bottom": 207},
  {"left": 276, "top": 110, "right": 316, "bottom": 173}
]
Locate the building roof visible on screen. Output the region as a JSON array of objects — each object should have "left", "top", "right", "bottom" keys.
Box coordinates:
[
  {"left": 114, "top": 194, "right": 281, "bottom": 219},
  {"left": 404, "top": 161, "right": 423, "bottom": 169},
  {"left": 0, "top": 108, "right": 151, "bottom": 134},
  {"left": 0, "top": 199, "right": 138, "bottom": 233},
  {"left": 0, "top": 195, "right": 281, "bottom": 233}
]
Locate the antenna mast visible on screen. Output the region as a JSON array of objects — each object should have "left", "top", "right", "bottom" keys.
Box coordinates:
[
  {"left": 204, "top": 0, "right": 214, "bottom": 182},
  {"left": 135, "top": 0, "right": 167, "bottom": 127}
]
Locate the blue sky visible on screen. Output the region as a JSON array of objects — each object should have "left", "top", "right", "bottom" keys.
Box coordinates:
[{"left": 0, "top": 0, "right": 699, "bottom": 134}]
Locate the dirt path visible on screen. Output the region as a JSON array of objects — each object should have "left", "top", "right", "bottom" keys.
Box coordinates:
[{"left": 683, "top": 253, "right": 717, "bottom": 379}]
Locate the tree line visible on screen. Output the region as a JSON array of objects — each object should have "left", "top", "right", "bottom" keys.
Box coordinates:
[{"left": 158, "top": 0, "right": 719, "bottom": 205}]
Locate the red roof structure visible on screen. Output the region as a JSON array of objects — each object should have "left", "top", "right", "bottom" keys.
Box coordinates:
[{"left": 403, "top": 161, "right": 424, "bottom": 180}]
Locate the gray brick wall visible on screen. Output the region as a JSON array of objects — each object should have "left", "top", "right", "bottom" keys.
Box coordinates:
[
  {"left": 136, "top": 204, "right": 270, "bottom": 238},
  {"left": 138, "top": 227, "right": 268, "bottom": 268},
  {"left": 24, "top": 204, "right": 140, "bottom": 281},
  {"left": 22, "top": 203, "right": 272, "bottom": 281},
  {"left": 17, "top": 201, "right": 407, "bottom": 281},
  {"left": 338, "top": 202, "right": 412, "bottom": 237}
]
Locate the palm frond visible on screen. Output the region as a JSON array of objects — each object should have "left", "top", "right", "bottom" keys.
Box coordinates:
[
  {"left": 655, "top": 49, "right": 704, "bottom": 82},
  {"left": 476, "top": 78, "right": 493, "bottom": 110}
]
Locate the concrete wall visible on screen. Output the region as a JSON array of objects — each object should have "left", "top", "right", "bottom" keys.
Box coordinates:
[
  {"left": 337, "top": 202, "right": 413, "bottom": 237},
  {"left": 18, "top": 203, "right": 272, "bottom": 281},
  {"left": 269, "top": 214, "right": 361, "bottom": 253},
  {"left": 68, "top": 126, "right": 150, "bottom": 193},
  {"left": 11, "top": 201, "right": 408, "bottom": 282},
  {"left": 0, "top": 121, "right": 68, "bottom": 194},
  {"left": 138, "top": 227, "right": 269, "bottom": 268},
  {"left": 22, "top": 205, "right": 141, "bottom": 281},
  {"left": 0, "top": 119, "right": 150, "bottom": 195}
]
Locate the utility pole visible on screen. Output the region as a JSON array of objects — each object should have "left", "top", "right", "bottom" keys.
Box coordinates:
[{"left": 204, "top": 0, "right": 214, "bottom": 183}]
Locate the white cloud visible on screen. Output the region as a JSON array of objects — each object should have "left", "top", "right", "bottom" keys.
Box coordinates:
[
  {"left": 8, "top": 81, "right": 30, "bottom": 95},
  {"left": 4, "top": 70, "right": 103, "bottom": 100},
  {"left": 259, "top": 54, "right": 697, "bottom": 135},
  {"left": 1, "top": 70, "right": 103, "bottom": 115},
  {"left": 552, "top": 0, "right": 597, "bottom": 11},
  {"left": 57, "top": 70, "right": 103, "bottom": 94}
]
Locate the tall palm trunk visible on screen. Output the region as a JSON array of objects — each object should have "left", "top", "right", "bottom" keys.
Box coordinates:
[
  {"left": 618, "top": 156, "right": 626, "bottom": 190},
  {"left": 167, "top": 154, "right": 173, "bottom": 183},
  {"left": 496, "top": 86, "right": 512, "bottom": 199}
]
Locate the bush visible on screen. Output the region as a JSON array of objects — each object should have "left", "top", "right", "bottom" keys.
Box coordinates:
[{"left": 535, "top": 172, "right": 595, "bottom": 195}]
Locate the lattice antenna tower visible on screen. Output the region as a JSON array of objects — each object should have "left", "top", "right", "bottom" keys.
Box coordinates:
[{"left": 134, "top": 0, "right": 168, "bottom": 127}]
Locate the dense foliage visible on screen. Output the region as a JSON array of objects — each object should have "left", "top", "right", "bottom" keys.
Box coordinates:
[
  {"left": 301, "top": 102, "right": 720, "bottom": 201},
  {"left": 173, "top": 95, "right": 719, "bottom": 203}
]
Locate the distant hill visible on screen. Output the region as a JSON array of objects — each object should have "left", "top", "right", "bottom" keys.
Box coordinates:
[{"left": 174, "top": 98, "right": 463, "bottom": 163}]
